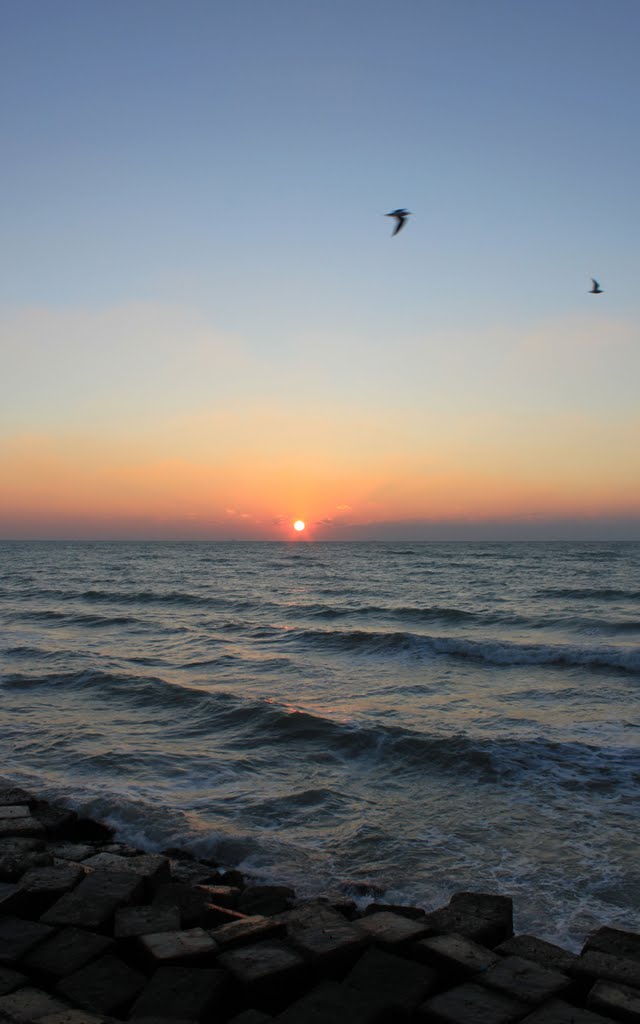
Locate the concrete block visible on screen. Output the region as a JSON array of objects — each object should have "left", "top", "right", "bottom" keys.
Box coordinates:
[
  {"left": 0, "top": 967, "right": 27, "bottom": 995},
  {"left": 114, "top": 905, "right": 181, "bottom": 939},
  {"left": 21, "top": 927, "right": 113, "bottom": 981},
  {"left": 41, "top": 870, "right": 144, "bottom": 932},
  {"left": 477, "top": 954, "right": 572, "bottom": 1005},
  {"left": 34, "top": 1012, "right": 113, "bottom": 1024},
  {"left": 412, "top": 932, "right": 499, "bottom": 978},
  {"left": 237, "top": 886, "right": 295, "bottom": 917},
  {"left": 137, "top": 928, "right": 218, "bottom": 967},
  {"left": 56, "top": 955, "right": 146, "bottom": 1016},
  {"left": 583, "top": 927, "right": 640, "bottom": 964},
  {"left": 0, "top": 806, "right": 31, "bottom": 821},
  {"left": 130, "top": 966, "right": 227, "bottom": 1021},
  {"left": 31, "top": 803, "right": 78, "bottom": 837},
  {"left": 495, "top": 935, "right": 579, "bottom": 975},
  {"left": 81, "top": 854, "right": 170, "bottom": 894},
  {"left": 0, "top": 985, "right": 70, "bottom": 1021},
  {"left": 419, "top": 981, "right": 528, "bottom": 1024},
  {"left": 362, "top": 902, "right": 426, "bottom": 919},
  {"left": 0, "top": 916, "right": 55, "bottom": 964},
  {"left": 0, "top": 839, "right": 51, "bottom": 882},
  {"left": 46, "top": 844, "right": 94, "bottom": 863},
  {"left": 0, "top": 812, "right": 45, "bottom": 838},
  {"left": 217, "top": 939, "right": 307, "bottom": 1010},
  {"left": 0, "top": 882, "right": 25, "bottom": 915},
  {"left": 421, "top": 905, "right": 507, "bottom": 947},
  {"left": 354, "top": 910, "right": 430, "bottom": 947},
  {"left": 225, "top": 1013, "right": 272, "bottom": 1024},
  {"left": 571, "top": 951, "right": 640, "bottom": 989},
  {"left": 17, "top": 864, "right": 85, "bottom": 914},
  {"left": 276, "top": 979, "right": 389, "bottom": 1024},
  {"left": 519, "top": 998, "right": 618, "bottom": 1023},
  {"left": 587, "top": 978, "right": 640, "bottom": 1022},
  {"left": 279, "top": 904, "right": 365, "bottom": 975},
  {"left": 209, "top": 915, "right": 286, "bottom": 951},
  {"left": 0, "top": 788, "right": 36, "bottom": 808},
  {"left": 345, "top": 946, "right": 437, "bottom": 1013},
  {"left": 153, "top": 883, "right": 229, "bottom": 928},
  {"left": 450, "top": 892, "right": 513, "bottom": 940}
]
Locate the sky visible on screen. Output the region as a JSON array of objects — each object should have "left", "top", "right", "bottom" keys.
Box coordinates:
[{"left": 1, "top": 0, "right": 639, "bottom": 541}]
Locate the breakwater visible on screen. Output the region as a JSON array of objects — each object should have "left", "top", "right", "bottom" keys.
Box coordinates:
[{"left": 1, "top": 779, "right": 639, "bottom": 1022}]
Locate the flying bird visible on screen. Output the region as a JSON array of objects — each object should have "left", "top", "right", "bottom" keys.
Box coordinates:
[
  {"left": 590, "top": 278, "right": 603, "bottom": 294},
  {"left": 386, "top": 208, "right": 411, "bottom": 236}
]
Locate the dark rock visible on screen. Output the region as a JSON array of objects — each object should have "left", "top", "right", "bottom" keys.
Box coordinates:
[
  {"left": 46, "top": 843, "right": 94, "bottom": 863},
  {"left": 130, "top": 966, "right": 227, "bottom": 1021},
  {"left": 447, "top": 892, "right": 513, "bottom": 944},
  {"left": 345, "top": 946, "right": 437, "bottom": 1013},
  {"left": 0, "top": 916, "right": 55, "bottom": 964},
  {"left": 476, "top": 954, "right": 572, "bottom": 1005},
  {"left": 0, "top": 787, "right": 36, "bottom": 808},
  {"left": 237, "top": 886, "right": 295, "bottom": 917},
  {"left": 412, "top": 932, "right": 499, "bottom": 978},
  {"left": 21, "top": 927, "right": 113, "bottom": 981},
  {"left": 0, "top": 882, "right": 26, "bottom": 915},
  {"left": 583, "top": 927, "right": 640, "bottom": 964},
  {"left": 0, "top": 809, "right": 45, "bottom": 838},
  {"left": 586, "top": 978, "right": 640, "bottom": 1022},
  {"left": 168, "top": 861, "right": 219, "bottom": 887},
  {"left": 219, "top": 870, "right": 245, "bottom": 889},
  {"left": 354, "top": 910, "right": 430, "bottom": 948},
  {"left": 421, "top": 905, "right": 506, "bottom": 947},
  {"left": 226, "top": 1012, "right": 273, "bottom": 1024},
  {"left": 32, "top": 801, "right": 78, "bottom": 837},
  {"left": 419, "top": 980, "right": 528, "bottom": 1024},
  {"left": 0, "top": 984, "right": 70, "bottom": 1020},
  {"left": 64, "top": 818, "right": 114, "bottom": 843},
  {"left": 114, "top": 905, "right": 181, "bottom": 939},
  {"left": 56, "top": 954, "right": 146, "bottom": 1016},
  {"left": 0, "top": 966, "right": 27, "bottom": 996},
  {"left": 494, "top": 934, "right": 579, "bottom": 975},
  {"left": 17, "top": 864, "right": 85, "bottom": 915},
  {"left": 276, "top": 979, "right": 388, "bottom": 1024},
  {"left": 209, "top": 915, "right": 287, "bottom": 952},
  {"left": 136, "top": 928, "right": 218, "bottom": 967}
]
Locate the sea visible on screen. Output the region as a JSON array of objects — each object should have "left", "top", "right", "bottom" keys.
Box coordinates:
[{"left": 1, "top": 540, "right": 639, "bottom": 949}]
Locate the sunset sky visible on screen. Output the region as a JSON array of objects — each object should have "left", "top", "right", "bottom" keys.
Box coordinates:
[{"left": 2, "top": 0, "right": 639, "bottom": 540}]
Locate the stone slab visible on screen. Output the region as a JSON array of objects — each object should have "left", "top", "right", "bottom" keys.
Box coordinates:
[
  {"left": 354, "top": 910, "right": 430, "bottom": 947},
  {"left": 413, "top": 932, "right": 500, "bottom": 978},
  {"left": 421, "top": 905, "right": 507, "bottom": 947},
  {"left": 0, "top": 967, "right": 27, "bottom": 996},
  {"left": 584, "top": 928, "right": 640, "bottom": 964},
  {"left": 345, "top": 946, "right": 437, "bottom": 1013},
  {"left": 0, "top": 813, "right": 45, "bottom": 838},
  {"left": 420, "top": 981, "right": 528, "bottom": 1024},
  {"left": 362, "top": 902, "right": 426, "bottom": 919},
  {"left": 225, "top": 1012, "right": 273, "bottom": 1024},
  {"left": 114, "top": 904, "right": 181, "bottom": 939},
  {"left": 153, "top": 883, "right": 229, "bottom": 928},
  {"left": 450, "top": 892, "right": 513, "bottom": 935},
  {"left": 477, "top": 954, "right": 572, "bottom": 1005},
  {"left": 21, "top": 927, "right": 114, "bottom": 980},
  {"left": 137, "top": 928, "right": 218, "bottom": 966},
  {"left": 495, "top": 934, "right": 579, "bottom": 975},
  {"left": 0, "top": 916, "right": 55, "bottom": 964},
  {"left": 0, "top": 883, "right": 25, "bottom": 915},
  {"left": 31, "top": 803, "right": 77, "bottom": 836},
  {"left": 277, "top": 979, "right": 387, "bottom": 1024},
  {"left": 0, "top": 807, "right": 31, "bottom": 821},
  {"left": 36, "top": 1012, "right": 114, "bottom": 1024},
  {"left": 46, "top": 844, "right": 94, "bottom": 864},
  {"left": 18, "top": 865, "right": 85, "bottom": 914},
  {"left": 209, "top": 915, "right": 286, "bottom": 951},
  {"left": 587, "top": 978, "right": 640, "bottom": 1022},
  {"left": 519, "top": 998, "right": 618, "bottom": 1023},
  {"left": 0, "top": 788, "right": 36, "bottom": 808},
  {"left": 56, "top": 955, "right": 146, "bottom": 1016},
  {"left": 0, "top": 985, "right": 70, "bottom": 1021},
  {"left": 130, "top": 966, "right": 227, "bottom": 1021}
]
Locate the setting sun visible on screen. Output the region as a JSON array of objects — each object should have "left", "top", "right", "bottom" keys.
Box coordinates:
[{"left": 293, "top": 520, "right": 305, "bottom": 532}]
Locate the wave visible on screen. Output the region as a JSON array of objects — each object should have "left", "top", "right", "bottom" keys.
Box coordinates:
[
  {"left": 536, "top": 587, "right": 640, "bottom": 601},
  {"left": 3, "top": 667, "right": 637, "bottom": 795},
  {"left": 253, "top": 624, "right": 640, "bottom": 674},
  {"left": 8, "top": 608, "right": 141, "bottom": 628}
]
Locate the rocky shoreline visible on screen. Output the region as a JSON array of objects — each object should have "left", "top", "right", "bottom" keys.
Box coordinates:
[{"left": 1, "top": 780, "right": 639, "bottom": 1023}]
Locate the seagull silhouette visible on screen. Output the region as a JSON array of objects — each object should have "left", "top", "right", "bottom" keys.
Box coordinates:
[
  {"left": 386, "top": 209, "right": 410, "bottom": 236},
  {"left": 590, "top": 278, "right": 603, "bottom": 294}
]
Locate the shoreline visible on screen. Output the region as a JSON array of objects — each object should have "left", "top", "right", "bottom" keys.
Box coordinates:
[{"left": 2, "top": 780, "right": 640, "bottom": 1022}]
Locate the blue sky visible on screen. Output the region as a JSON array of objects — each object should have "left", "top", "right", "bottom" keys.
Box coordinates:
[{"left": 1, "top": 0, "right": 639, "bottom": 539}]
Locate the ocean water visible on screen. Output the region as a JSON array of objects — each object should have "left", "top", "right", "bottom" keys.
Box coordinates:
[{"left": 1, "top": 540, "right": 639, "bottom": 947}]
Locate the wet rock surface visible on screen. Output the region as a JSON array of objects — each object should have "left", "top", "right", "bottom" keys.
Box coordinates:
[{"left": 0, "top": 781, "right": 637, "bottom": 1023}]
